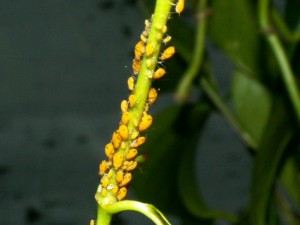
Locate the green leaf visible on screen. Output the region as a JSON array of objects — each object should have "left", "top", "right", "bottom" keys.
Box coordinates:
[
  {"left": 248, "top": 97, "right": 293, "bottom": 225},
  {"left": 231, "top": 70, "right": 271, "bottom": 146},
  {"left": 208, "top": 0, "right": 259, "bottom": 74},
  {"left": 177, "top": 139, "right": 238, "bottom": 223},
  {"left": 285, "top": 0, "right": 300, "bottom": 30}
]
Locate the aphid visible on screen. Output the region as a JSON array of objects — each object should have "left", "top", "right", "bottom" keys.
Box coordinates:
[
  {"left": 112, "top": 185, "right": 119, "bottom": 195},
  {"left": 118, "top": 124, "right": 129, "bottom": 140},
  {"left": 130, "top": 130, "right": 139, "bottom": 140},
  {"left": 121, "top": 100, "right": 128, "bottom": 112},
  {"left": 120, "top": 141, "right": 126, "bottom": 149},
  {"left": 153, "top": 68, "right": 166, "bottom": 79},
  {"left": 139, "top": 112, "right": 153, "bottom": 132},
  {"left": 101, "top": 188, "right": 107, "bottom": 196},
  {"left": 129, "top": 94, "right": 136, "bottom": 107},
  {"left": 162, "top": 25, "right": 168, "bottom": 34},
  {"left": 144, "top": 103, "right": 150, "bottom": 112},
  {"left": 163, "top": 36, "right": 172, "bottom": 44},
  {"left": 131, "top": 136, "right": 146, "bottom": 148},
  {"left": 132, "top": 59, "right": 141, "bottom": 75},
  {"left": 148, "top": 88, "right": 158, "bottom": 105},
  {"left": 124, "top": 160, "right": 138, "bottom": 171},
  {"left": 175, "top": 0, "right": 185, "bottom": 14},
  {"left": 90, "top": 220, "right": 95, "bottom": 225},
  {"left": 121, "top": 111, "right": 130, "bottom": 125},
  {"left": 160, "top": 46, "right": 175, "bottom": 60},
  {"left": 140, "top": 34, "right": 147, "bottom": 43},
  {"left": 119, "top": 173, "right": 132, "bottom": 187},
  {"left": 112, "top": 131, "right": 122, "bottom": 148},
  {"left": 134, "top": 41, "right": 145, "bottom": 60},
  {"left": 113, "top": 152, "right": 124, "bottom": 169},
  {"left": 99, "top": 160, "right": 110, "bottom": 175},
  {"left": 107, "top": 184, "right": 115, "bottom": 190},
  {"left": 145, "top": 43, "right": 155, "bottom": 56},
  {"left": 116, "top": 170, "right": 124, "bottom": 183},
  {"left": 117, "top": 187, "right": 127, "bottom": 201},
  {"left": 101, "top": 175, "right": 109, "bottom": 188},
  {"left": 127, "top": 77, "right": 135, "bottom": 91},
  {"left": 105, "top": 143, "right": 115, "bottom": 159},
  {"left": 146, "top": 59, "right": 154, "bottom": 68},
  {"left": 145, "top": 19, "right": 151, "bottom": 33},
  {"left": 126, "top": 148, "right": 138, "bottom": 160}
]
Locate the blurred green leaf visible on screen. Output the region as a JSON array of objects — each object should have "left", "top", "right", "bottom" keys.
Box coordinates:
[
  {"left": 209, "top": 0, "right": 259, "bottom": 74},
  {"left": 231, "top": 70, "right": 271, "bottom": 146},
  {"left": 285, "top": 0, "right": 300, "bottom": 30},
  {"left": 248, "top": 97, "right": 293, "bottom": 225}
]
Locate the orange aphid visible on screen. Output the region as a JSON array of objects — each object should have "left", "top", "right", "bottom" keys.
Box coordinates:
[
  {"left": 121, "top": 111, "right": 130, "bottom": 125},
  {"left": 160, "top": 46, "right": 175, "bottom": 60},
  {"left": 118, "top": 124, "right": 129, "bottom": 140},
  {"left": 132, "top": 59, "right": 141, "bottom": 75},
  {"left": 134, "top": 41, "right": 145, "bottom": 60},
  {"left": 99, "top": 160, "right": 110, "bottom": 175},
  {"left": 148, "top": 88, "right": 158, "bottom": 105},
  {"left": 131, "top": 136, "right": 146, "bottom": 148},
  {"left": 121, "top": 100, "right": 128, "bottom": 112},
  {"left": 153, "top": 68, "right": 166, "bottom": 79},
  {"left": 124, "top": 160, "right": 138, "bottom": 171},
  {"left": 129, "top": 94, "right": 136, "bottom": 107},
  {"left": 116, "top": 170, "right": 124, "bottom": 183},
  {"left": 175, "top": 0, "right": 185, "bottom": 14},
  {"left": 117, "top": 187, "right": 127, "bottom": 201},
  {"left": 127, "top": 77, "right": 135, "bottom": 91},
  {"left": 113, "top": 152, "right": 124, "bottom": 169},
  {"left": 105, "top": 143, "right": 115, "bottom": 159},
  {"left": 112, "top": 131, "right": 122, "bottom": 148},
  {"left": 119, "top": 173, "right": 132, "bottom": 187},
  {"left": 145, "top": 43, "right": 155, "bottom": 56},
  {"left": 139, "top": 112, "right": 153, "bottom": 132},
  {"left": 126, "top": 148, "right": 138, "bottom": 160},
  {"left": 101, "top": 175, "right": 109, "bottom": 188}
]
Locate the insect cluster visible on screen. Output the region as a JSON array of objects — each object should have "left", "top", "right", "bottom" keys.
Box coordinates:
[{"left": 96, "top": 0, "right": 185, "bottom": 203}]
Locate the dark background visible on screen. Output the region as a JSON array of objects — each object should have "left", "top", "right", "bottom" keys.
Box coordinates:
[{"left": 0, "top": 0, "right": 252, "bottom": 224}]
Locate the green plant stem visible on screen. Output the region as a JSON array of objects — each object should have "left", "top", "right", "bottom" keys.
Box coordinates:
[
  {"left": 175, "top": 0, "right": 208, "bottom": 102},
  {"left": 103, "top": 200, "right": 171, "bottom": 225},
  {"left": 259, "top": 0, "right": 300, "bottom": 124},
  {"left": 96, "top": 207, "right": 112, "bottom": 225},
  {"left": 200, "top": 77, "right": 257, "bottom": 150},
  {"left": 271, "top": 7, "right": 300, "bottom": 43}
]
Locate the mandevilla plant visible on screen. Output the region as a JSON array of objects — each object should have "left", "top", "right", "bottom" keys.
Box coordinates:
[{"left": 91, "top": 0, "right": 300, "bottom": 225}]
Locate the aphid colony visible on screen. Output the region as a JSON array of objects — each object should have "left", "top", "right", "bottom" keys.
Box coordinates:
[{"left": 97, "top": 0, "right": 184, "bottom": 203}]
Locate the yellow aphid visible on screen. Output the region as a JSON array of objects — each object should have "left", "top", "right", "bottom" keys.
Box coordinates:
[
  {"left": 120, "top": 141, "right": 126, "bottom": 149},
  {"left": 140, "top": 34, "right": 147, "bottom": 43},
  {"left": 124, "top": 161, "right": 138, "bottom": 171},
  {"left": 101, "top": 175, "right": 109, "bottom": 188},
  {"left": 130, "top": 130, "right": 139, "bottom": 140},
  {"left": 90, "top": 220, "right": 95, "bottom": 225},
  {"left": 101, "top": 188, "right": 107, "bottom": 196},
  {"left": 105, "top": 143, "right": 115, "bottom": 159},
  {"left": 112, "top": 131, "right": 122, "bottom": 148},
  {"left": 132, "top": 59, "right": 141, "bottom": 75},
  {"left": 129, "top": 94, "right": 136, "bottom": 107},
  {"left": 121, "top": 100, "right": 128, "bottom": 113},
  {"left": 146, "top": 43, "right": 155, "bottom": 56},
  {"left": 99, "top": 160, "right": 110, "bottom": 175},
  {"left": 144, "top": 103, "right": 150, "bottom": 112},
  {"left": 176, "top": 0, "right": 185, "bottom": 14},
  {"left": 146, "top": 59, "right": 154, "bottom": 68},
  {"left": 153, "top": 68, "right": 166, "bottom": 79},
  {"left": 126, "top": 148, "right": 138, "bottom": 160},
  {"left": 139, "top": 113, "right": 153, "bottom": 132},
  {"left": 131, "top": 136, "right": 146, "bottom": 148},
  {"left": 162, "top": 25, "right": 168, "bottom": 33},
  {"left": 127, "top": 77, "right": 135, "bottom": 91},
  {"left": 112, "top": 185, "right": 119, "bottom": 195},
  {"left": 134, "top": 41, "right": 145, "bottom": 60},
  {"left": 118, "top": 124, "right": 129, "bottom": 140},
  {"left": 120, "top": 173, "right": 132, "bottom": 187},
  {"left": 160, "top": 46, "right": 175, "bottom": 60},
  {"left": 163, "top": 36, "right": 172, "bottom": 44},
  {"left": 121, "top": 111, "right": 130, "bottom": 125},
  {"left": 116, "top": 170, "right": 124, "bottom": 183},
  {"left": 117, "top": 187, "right": 127, "bottom": 201},
  {"left": 145, "top": 19, "right": 151, "bottom": 32},
  {"left": 113, "top": 152, "right": 124, "bottom": 169},
  {"left": 148, "top": 88, "right": 158, "bottom": 105}
]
